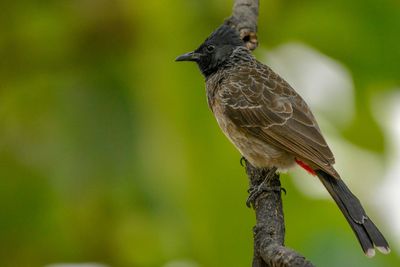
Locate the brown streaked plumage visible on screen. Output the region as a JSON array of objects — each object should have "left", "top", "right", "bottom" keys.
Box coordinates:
[
  {"left": 207, "top": 55, "right": 339, "bottom": 178},
  {"left": 176, "top": 24, "right": 389, "bottom": 257}
]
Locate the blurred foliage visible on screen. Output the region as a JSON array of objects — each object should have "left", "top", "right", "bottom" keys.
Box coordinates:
[{"left": 0, "top": 0, "right": 399, "bottom": 266}]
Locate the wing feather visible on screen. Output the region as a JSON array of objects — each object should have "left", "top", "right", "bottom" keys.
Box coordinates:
[{"left": 220, "top": 62, "right": 336, "bottom": 173}]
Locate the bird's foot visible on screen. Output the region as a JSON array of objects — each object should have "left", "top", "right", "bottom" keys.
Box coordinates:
[
  {"left": 246, "top": 183, "right": 281, "bottom": 207},
  {"left": 246, "top": 167, "right": 281, "bottom": 207}
]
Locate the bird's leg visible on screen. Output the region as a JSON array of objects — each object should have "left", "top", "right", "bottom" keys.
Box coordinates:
[{"left": 246, "top": 167, "right": 279, "bottom": 208}]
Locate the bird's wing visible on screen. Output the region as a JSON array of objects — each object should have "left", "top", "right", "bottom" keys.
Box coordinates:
[{"left": 219, "top": 62, "right": 336, "bottom": 174}]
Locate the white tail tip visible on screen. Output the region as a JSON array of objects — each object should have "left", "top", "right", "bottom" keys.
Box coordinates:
[
  {"left": 366, "top": 248, "right": 376, "bottom": 258},
  {"left": 377, "top": 246, "right": 391, "bottom": 254}
]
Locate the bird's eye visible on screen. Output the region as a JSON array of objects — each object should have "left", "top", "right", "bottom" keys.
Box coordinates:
[{"left": 206, "top": 45, "right": 215, "bottom": 53}]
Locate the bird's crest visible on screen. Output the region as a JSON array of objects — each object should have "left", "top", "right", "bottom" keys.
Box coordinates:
[{"left": 205, "top": 24, "right": 243, "bottom": 47}]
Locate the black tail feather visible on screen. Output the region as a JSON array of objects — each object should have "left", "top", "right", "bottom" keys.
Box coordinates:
[
  {"left": 316, "top": 170, "right": 390, "bottom": 256},
  {"left": 363, "top": 219, "right": 391, "bottom": 251}
]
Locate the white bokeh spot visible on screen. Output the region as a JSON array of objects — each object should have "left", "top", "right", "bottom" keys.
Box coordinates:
[
  {"left": 372, "top": 90, "right": 400, "bottom": 253},
  {"left": 263, "top": 42, "right": 355, "bottom": 126}
]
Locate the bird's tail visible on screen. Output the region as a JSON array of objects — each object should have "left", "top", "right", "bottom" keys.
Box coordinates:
[{"left": 315, "top": 170, "right": 390, "bottom": 257}]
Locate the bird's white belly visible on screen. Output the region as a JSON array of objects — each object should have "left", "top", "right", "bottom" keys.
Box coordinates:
[{"left": 212, "top": 103, "right": 295, "bottom": 171}]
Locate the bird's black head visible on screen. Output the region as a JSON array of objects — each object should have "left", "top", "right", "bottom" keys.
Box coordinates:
[{"left": 176, "top": 24, "right": 244, "bottom": 77}]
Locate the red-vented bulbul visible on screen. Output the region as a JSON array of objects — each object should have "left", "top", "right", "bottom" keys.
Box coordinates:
[{"left": 176, "top": 24, "right": 390, "bottom": 257}]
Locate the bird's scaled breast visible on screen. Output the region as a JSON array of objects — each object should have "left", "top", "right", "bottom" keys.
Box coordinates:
[{"left": 211, "top": 96, "right": 295, "bottom": 171}]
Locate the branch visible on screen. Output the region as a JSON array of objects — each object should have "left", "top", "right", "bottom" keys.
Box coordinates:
[
  {"left": 226, "top": 1, "right": 316, "bottom": 266},
  {"left": 225, "top": 0, "right": 259, "bottom": 50},
  {"left": 245, "top": 162, "right": 314, "bottom": 267}
]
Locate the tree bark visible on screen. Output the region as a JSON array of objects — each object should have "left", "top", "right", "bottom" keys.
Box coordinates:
[
  {"left": 225, "top": 0, "right": 259, "bottom": 50},
  {"left": 226, "top": 1, "right": 315, "bottom": 266},
  {"left": 245, "top": 162, "right": 314, "bottom": 267}
]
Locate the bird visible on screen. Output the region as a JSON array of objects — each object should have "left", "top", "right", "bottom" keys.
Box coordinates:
[{"left": 175, "top": 24, "right": 390, "bottom": 257}]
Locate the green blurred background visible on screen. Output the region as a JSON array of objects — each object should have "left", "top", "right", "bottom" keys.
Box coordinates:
[{"left": 0, "top": 0, "right": 399, "bottom": 266}]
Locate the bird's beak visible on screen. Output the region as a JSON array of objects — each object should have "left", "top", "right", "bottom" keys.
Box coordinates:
[{"left": 175, "top": 51, "right": 201, "bottom": 62}]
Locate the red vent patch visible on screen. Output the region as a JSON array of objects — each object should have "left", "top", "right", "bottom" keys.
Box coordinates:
[{"left": 295, "top": 159, "right": 316, "bottom": 176}]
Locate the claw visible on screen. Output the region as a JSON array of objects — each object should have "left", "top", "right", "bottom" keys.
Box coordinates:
[
  {"left": 240, "top": 157, "right": 246, "bottom": 167},
  {"left": 246, "top": 187, "right": 258, "bottom": 207}
]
